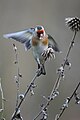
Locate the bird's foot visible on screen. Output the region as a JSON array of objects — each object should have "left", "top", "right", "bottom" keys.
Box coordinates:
[
  {"left": 36, "top": 68, "right": 42, "bottom": 77},
  {"left": 36, "top": 65, "right": 46, "bottom": 77}
]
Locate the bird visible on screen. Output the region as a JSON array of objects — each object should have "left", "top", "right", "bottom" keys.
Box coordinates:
[{"left": 3, "top": 25, "right": 61, "bottom": 76}]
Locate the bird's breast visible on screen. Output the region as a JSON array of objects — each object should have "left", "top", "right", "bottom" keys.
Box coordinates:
[
  {"left": 32, "top": 37, "right": 48, "bottom": 59},
  {"left": 32, "top": 37, "right": 48, "bottom": 46}
]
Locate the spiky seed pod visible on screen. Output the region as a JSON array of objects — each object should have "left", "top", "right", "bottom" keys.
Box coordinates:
[{"left": 65, "top": 17, "right": 80, "bottom": 31}]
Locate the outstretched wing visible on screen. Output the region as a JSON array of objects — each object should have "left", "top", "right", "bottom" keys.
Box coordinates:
[
  {"left": 3, "top": 28, "right": 35, "bottom": 50},
  {"left": 48, "top": 34, "right": 61, "bottom": 52}
]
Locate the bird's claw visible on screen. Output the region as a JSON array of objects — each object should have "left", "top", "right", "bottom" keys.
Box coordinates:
[
  {"left": 36, "top": 68, "right": 42, "bottom": 77},
  {"left": 36, "top": 65, "right": 46, "bottom": 77}
]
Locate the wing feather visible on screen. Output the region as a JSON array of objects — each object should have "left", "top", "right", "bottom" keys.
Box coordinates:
[
  {"left": 48, "top": 34, "right": 61, "bottom": 52},
  {"left": 3, "top": 28, "right": 35, "bottom": 50}
]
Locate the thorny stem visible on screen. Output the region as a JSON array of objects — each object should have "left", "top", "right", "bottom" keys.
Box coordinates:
[
  {"left": 33, "top": 31, "right": 77, "bottom": 120},
  {"left": 11, "top": 71, "right": 39, "bottom": 120},
  {"left": 11, "top": 44, "right": 41, "bottom": 120},
  {"left": 14, "top": 48, "right": 20, "bottom": 108},
  {"left": 0, "top": 78, "right": 4, "bottom": 110},
  {"left": 63, "top": 30, "right": 77, "bottom": 68},
  {"left": 0, "top": 78, "right": 5, "bottom": 119},
  {"left": 50, "top": 30, "right": 77, "bottom": 97},
  {"left": 13, "top": 43, "right": 20, "bottom": 108},
  {"left": 56, "top": 81, "right": 80, "bottom": 120},
  {"left": 16, "top": 67, "right": 20, "bottom": 107}
]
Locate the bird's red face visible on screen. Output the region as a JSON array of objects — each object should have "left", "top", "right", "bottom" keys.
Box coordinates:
[
  {"left": 37, "top": 29, "right": 44, "bottom": 38},
  {"left": 35, "top": 26, "right": 45, "bottom": 39}
]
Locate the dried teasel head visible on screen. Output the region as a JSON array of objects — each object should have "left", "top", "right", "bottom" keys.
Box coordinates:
[{"left": 65, "top": 17, "right": 80, "bottom": 31}]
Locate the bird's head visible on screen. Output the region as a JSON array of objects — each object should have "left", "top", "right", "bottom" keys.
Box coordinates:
[{"left": 35, "top": 26, "right": 45, "bottom": 39}]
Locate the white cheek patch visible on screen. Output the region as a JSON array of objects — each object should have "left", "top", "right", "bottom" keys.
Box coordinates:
[{"left": 40, "top": 34, "right": 43, "bottom": 37}]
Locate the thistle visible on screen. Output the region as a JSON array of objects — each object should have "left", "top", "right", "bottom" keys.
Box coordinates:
[{"left": 65, "top": 17, "right": 80, "bottom": 31}]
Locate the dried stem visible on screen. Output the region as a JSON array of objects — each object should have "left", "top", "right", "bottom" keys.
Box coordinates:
[
  {"left": 33, "top": 30, "right": 77, "bottom": 120},
  {"left": 11, "top": 44, "right": 42, "bottom": 120},
  {"left": 56, "top": 81, "right": 80, "bottom": 120},
  {"left": 14, "top": 46, "right": 20, "bottom": 108},
  {"left": 11, "top": 71, "right": 40, "bottom": 120},
  {"left": 63, "top": 30, "right": 77, "bottom": 68},
  {"left": 0, "top": 78, "right": 5, "bottom": 119},
  {"left": 16, "top": 67, "right": 20, "bottom": 107},
  {"left": 50, "top": 30, "right": 77, "bottom": 97}
]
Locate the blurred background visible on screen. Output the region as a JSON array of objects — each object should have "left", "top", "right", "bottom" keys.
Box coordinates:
[{"left": 0, "top": 0, "right": 80, "bottom": 120}]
